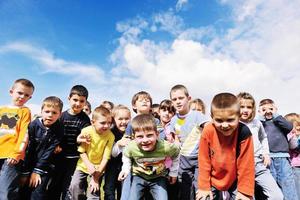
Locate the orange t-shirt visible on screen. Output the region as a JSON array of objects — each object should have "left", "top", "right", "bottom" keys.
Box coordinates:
[{"left": 198, "top": 122, "right": 255, "bottom": 196}]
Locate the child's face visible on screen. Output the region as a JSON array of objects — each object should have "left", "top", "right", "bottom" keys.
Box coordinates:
[
  {"left": 190, "top": 103, "right": 204, "bottom": 114},
  {"left": 134, "top": 130, "right": 158, "bottom": 151},
  {"left": 68, "top": 94, "right": 87, "bottom": 114},
  {"left": 41, "top": 106, "right": 61, "bottom": 127},
  {"left": 114, "top": 109, "right": 131, "bottom": 132},
  {"left": 159, "top": 108, "right": 174, "bottom": 124},
  {"left": 83, "top": 105, "right": 91, "bottom": 115},
  {"left": 171, "top": 89, "right": 191, "bottom": 115},
  {"left": 239, "top": 99, "right": 254, "bottom": 122},
  {"left": 10, "top": 83, "right": 33, "bottom": 107},
  {"left": 259, "top": 103, "right": 277, "bottom": 120},
  {"left": 92, "top": 115, "right": 112, "bottom": 134},
  {"left": 212, "top": 107, "right": 239, "bottom": 136},
  {"left": 133, "top": 96, "right": 151, "bottom": 114}
]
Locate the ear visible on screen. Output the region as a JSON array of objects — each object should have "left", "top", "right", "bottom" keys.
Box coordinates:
[
  {"left": 9, "top": 89, "right": 13, "bottom": 96},
  {"left": 188, "top": 96, "right": 192, "bottom": 101}
]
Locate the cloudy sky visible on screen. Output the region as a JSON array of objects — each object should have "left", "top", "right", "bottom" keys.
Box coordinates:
[{"left": 0, "top": 0, "right": 299, "bottom": 115}]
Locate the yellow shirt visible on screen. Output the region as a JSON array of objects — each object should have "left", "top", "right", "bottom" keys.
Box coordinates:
[
  {"left": 0, "top": 106, "right": 31, "bottom": 161},
  {"left": 76, "top": 125, "right": 115, "bottom": 174}
]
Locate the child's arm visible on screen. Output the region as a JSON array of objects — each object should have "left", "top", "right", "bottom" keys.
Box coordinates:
[
  {"left": 273, "top": 115, "right": 293, "bottom": 135},
  {"left": 118, "top": 154, "right": 131, "bottom": 181},
  {"left": 168, "top": 143, "right": 180, "bottom": 184},
  {"left": 235, "top": 191, "right": 252, "bottom": 200},
  {"left": 258, "top": 122, "right": 270, "bottom": 166},
  {"left": 80, "top": 153, "right": 96, "bottom": 175},
  {"left": 111, "top": 136, "right": 131, "bottom": 157},
  {"left": 10, "top": 108, "right": 31, "bottom": 163},
  {"left": 196, "top": 190, "right": 212, "bottom": 200}
]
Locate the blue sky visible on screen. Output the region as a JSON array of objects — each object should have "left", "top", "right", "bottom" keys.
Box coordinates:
[{"left": 1, "top": 0, "right": 300, "bottom": 115}]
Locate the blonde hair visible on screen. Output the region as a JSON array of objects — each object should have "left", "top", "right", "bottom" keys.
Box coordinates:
[
  {"left": 285, "top": 113, "right": 300, "bottom": 125},
  {"left": 42, "top": 96, "right": 63, "bottom": 112},
  {"left": 170, "top": 84, "right": 189, "bottom": 98},
  {"left": 131, "top": 114, "right": 157, "bottom": 134},
  {"left": 111, "top": 104, "right": 131, "bottom": 118},
  {"left": 237, "top": 92, "right": 256, "bottom": 121},
  {"left": 190, "top": 98, "right": 206, "bottom": 114},
  {"left": 92, "top": 105, "right": 111, "bottom": 120},
  {"left": 13, "top": 78, "right": 35, "bottom": 91}
]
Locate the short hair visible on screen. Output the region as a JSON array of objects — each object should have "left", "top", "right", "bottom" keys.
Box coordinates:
[
  {"left": 170, "top": 84, "right": 189, "bottom": 98},
  {"left": 131, "top": 114, "right": 157, "bottom": 134},
  {"left": 259, "top": 99, "right": 274, "bottom": 107},
  {"left": 159, "top": 99, "right": 176, "bottom": 114},
  {"left": 13, "top": 78, "right": 35, "bottom": 91},
  {"left": 237, "top": 92, "right": 256, "bottom": 121},
  {"left": 111, "top": 104, "right": 131, "bottom": 118},
  {"left": 131, "top": 91, "right": 152, "bottom": 113},
  {"left": 211, "top": 93, "right": 239, "bottom": 116},
  {"left": 101, "top": 100, "right": 114, "bottom": 111},
  {"left": 69, "top": 85, "right": 88, "bottom": 99},
  {"left": 284, "top": 113, "right": 300, "bottom": 125},
  {"left": 42, "top": 96, "right": 63, "bottom": 112},
  {"left": 92, "top": 105, "right": 112, "bottom": 120},
  {"left": 190, "top": 98, "right": 206, "bottom": 114}
]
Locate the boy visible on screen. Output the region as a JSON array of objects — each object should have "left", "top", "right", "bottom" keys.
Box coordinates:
[
  {"left": 169, "top": 84, "right": 208, "bottom": 200},
  {"left": 118, "top": 114, "right": 180, "bottom": 200},
  {"left": 48, "top": 85, "right": 91, "bottom": 200},
  {"left": 197, "top": 93, "right": 255, "bottom": 200},
  {"left": 69, "top": 106, "right": 115, "bottom": 200},
  {"left": 0, "top": 78, "right": 34, "bottom": 200},
  {"left": 19, "top": 96, "right": 64, "bottom": 200},
  {"left": 258, "top": 99, "right": 298, "bottom": 200}
]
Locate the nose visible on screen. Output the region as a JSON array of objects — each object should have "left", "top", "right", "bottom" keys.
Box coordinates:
[{"left": 221, "top": 122, "right": 229, "bottom": 129}]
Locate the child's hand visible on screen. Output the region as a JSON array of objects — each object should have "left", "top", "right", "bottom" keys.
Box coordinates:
[
  {"left": 117, "top": 137, "right": 130, "bottom": 147},
  {"left": 7, "top": 158, "right": 19, "bottom": 166},
  {"left": 263, "top": 154, "right": 271, "bottom": 166},
  {"left": 235, "top": 192, "right": 252, "bottom": 200},
  {"left": 54, "top": 145, "right": 62, "bottom": 154},
  {"left": 19, "top": 176, "right": 29, "bottom": 187},
  {"left": 77, "top": 133, "right": 91, "bottom": 144},
  {"left": 118, "top": 171, "right": 129, "bottom": 181},
  {"left": 29, "top": 173, "right": 42, "bottom": 188},
  {"left": 196, "top": 189, "right": 212, "bottom": 200},
  {"left": 168, "top": 176, "right": 177, "bottom": 185},
  {"left": 89, "top": 176, "right": 99, "bottom": 193}
]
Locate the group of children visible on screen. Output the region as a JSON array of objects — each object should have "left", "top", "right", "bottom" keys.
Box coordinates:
[{"left": 0, "top": 78, "right": 299, "bottom": 200}]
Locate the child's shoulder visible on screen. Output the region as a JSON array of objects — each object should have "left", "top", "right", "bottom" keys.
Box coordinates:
[{"left": 237, "top": 122, "right": 252, "bottom": 140}]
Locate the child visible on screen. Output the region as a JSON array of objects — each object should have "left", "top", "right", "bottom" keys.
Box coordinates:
[
  {"left": 169, "top": 84, "right": 209, "bottom": 200},
  {"left": 48, "top": 85, "right": 91, "bottom": 200},
  {"left": 284, "top": 113, "right": 300, "bottom": 199},
  {"left": 0, "top": 78, "right": 34, "bottom": 200},
  {"left": 69, "top": 106, "right": 115, "bottom": 199},
  {"left": 258, "top": 99, "right": 298, "bottom": 200},
  {"left": 19, "top": 96, "right": 64, "bottom": 200},
  {"left": 118, "top": 114, "right": 180, "bottom": 200},
  {"left": 237, "top": 92, "right": 283, "bottom": 199},
  {"left": 101, "top": 100, "right": 114, "bottom": 112},
  {"left": 151, "top": 103, "right": 160, "bottom": 120},
  {"left": 197, "top": 92, "right": 255, "bottom": 200},
  {"left": 158, "top": 99, "right": 176, "bottom": 143},
  {"left": 104, "top": 105, "right": 131, "bottom": 200},
  {"left": 83, "top": 101, "right": 92, "bottom": 116},
  {"left": 190, "top": 98, "right": 206, "bottom": 114}
]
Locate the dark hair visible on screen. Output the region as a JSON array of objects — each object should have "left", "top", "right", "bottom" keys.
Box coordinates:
[
  {"left": 69, "top": 85, "right": 88, "bottom": 99},
  {"left": 211, "top": 93, "right": 239, "bottom": 116},
  {"left": 100, "top": 100, "right": 114, "bottom": 111},
  {"left": 13, "top": 78, "right": 35, "bottom": 91},
  {"left": 131, "top": 91, "right": 152, "bottom": 113},
  {"left": 259, "top": 99, "right": 274, "bottom": 107},
  {"left": 159, "top": 99, "right": 176, "bottom": 114},
  {"left": 131, "top": 114, "right": 157, "bottom": 134},
  {"left": 42, "top": 96, "right": 63, "bottom": 112}
]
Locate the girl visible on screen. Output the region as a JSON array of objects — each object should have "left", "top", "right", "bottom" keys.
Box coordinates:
[{"left": 237, "top": 92, "right": 283, "bottom": 200}]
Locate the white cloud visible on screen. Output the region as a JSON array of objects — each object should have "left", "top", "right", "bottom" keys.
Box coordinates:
[
  {"left": 176, "top": 0, "right": 188, "bottom": 11},
  {"left": 109, "top": 0, "right": 300, "bottom": 114},
  {"left": 0, "top": 42, "right": 105, "bottom": 83}
]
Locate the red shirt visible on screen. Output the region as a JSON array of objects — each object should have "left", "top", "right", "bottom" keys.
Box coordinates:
[{"left": 198, "top": 122, "right": 255, "bottom": 196}]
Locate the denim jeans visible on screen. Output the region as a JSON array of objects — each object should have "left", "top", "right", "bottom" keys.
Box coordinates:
[
  {"left": 269, "top": 157, "right": 298, "bottom": 200},
  {"left": 0, "top": 159, "right": 21, "bottom": 200},
  {"left": 293, "top": 167, "right": 300, "bottom": 200},
  {"left": 129, "top": 175, "right": 167, "bottom": 200},
  {"left": 120, "top": 172, "right": 132, "bottom": 200}
]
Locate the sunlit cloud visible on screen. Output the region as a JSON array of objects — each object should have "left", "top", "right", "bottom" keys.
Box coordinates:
[{"left": 176, "top": 0, "right": 188, "bottom": 11}]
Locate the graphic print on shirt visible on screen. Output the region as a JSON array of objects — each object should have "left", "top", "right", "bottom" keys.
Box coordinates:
[{"left": 0, "top": 112, "right": 19, "bottom": 136}]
